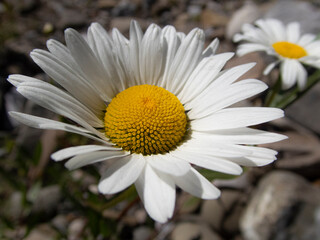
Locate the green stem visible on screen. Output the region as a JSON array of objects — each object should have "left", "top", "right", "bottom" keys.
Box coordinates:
[
  {"left": 275, "top": 69, "right": 320, "bottom": 109},
  {"left": 264, "top": 76, "right": 282, "bottom": 107},
  {"left": 102, "top": 185, "right": 137, "bottom": 209}
]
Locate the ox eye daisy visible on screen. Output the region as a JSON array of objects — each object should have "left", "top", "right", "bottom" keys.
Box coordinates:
[
  {"left": 234, "top": 18, "right": 320, "bottom": 90},
  {"left": 8, "top": 21, "right": 286, "bottom": 223}
]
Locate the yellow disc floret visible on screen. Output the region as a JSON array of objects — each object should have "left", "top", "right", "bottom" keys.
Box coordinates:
[
  {"left": 272, "top": 41, "right": 307, "bottom": 59},
  {"left": 104, "top": 85, "right": 187, "bottom": 155}
]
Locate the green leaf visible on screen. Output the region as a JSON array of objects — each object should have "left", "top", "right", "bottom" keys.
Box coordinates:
[
  {"left": 180, "top": 196, "right": 201, "bottom": 213},
  {"left": 102, "top": 185, "right": 137, "bottom": 209},
  {"left": 198, "top": 169, "right": 240, "bottom": 181}
]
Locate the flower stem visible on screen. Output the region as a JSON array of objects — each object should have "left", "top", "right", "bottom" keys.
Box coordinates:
[
  {"left": 264, "top": 76, "right": 282, "bottom": 107},
  {"left": 274, "top": 69, "right": 320, "bottom": 109}
]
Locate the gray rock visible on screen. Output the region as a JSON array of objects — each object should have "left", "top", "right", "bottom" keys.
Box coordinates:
[
  {"left": 201, "top": 198, "right": 224, "bottom": 230},
  {"left": 44, "top": 1, "right": 87, "bottom": 29},
  {"left": 171, "top": 222, "right": 222, "bottom": 240},
  {"left": 285, "top": 83, "right": 320, "bottom": 135},
  {"left": 201, "top": 190, "right": 243, "bottom": 232},
  {"left": 240, "top": 171, "right": 320, "bottom": 240},
  {"left": 111, "top": 0, "right": 137, "bottom": 17},
  {"left": 187, "top": 5, "right": 202, "bottom": 18},
  {"left": 268, "top": 126, "right": 320, "bottom": 179},
  {"left": 223, "top": 203, "right": 243, "bottom": 234},
  {"left": 2, "top": 192, "right": 24, "bottom": 222},
  {"left": 6, "top": 30, "right": 42, "bottom": 56},
  {"left": 31, "top": 185, "right": 62, "bottom": 215},
  {"left": 24, "top": 224, "right": 58, "bottom": 240},
  {"left": 133, "top": 226, "right": 152, "bottom": 240},
  {"left": 68, "top": 218, "right": 87, "bottom": 240},
  {"left": 51, "top": 214, "right": 69, "bottom": 235}
]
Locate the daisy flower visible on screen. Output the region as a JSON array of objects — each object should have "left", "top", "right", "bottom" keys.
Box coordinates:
[
  {"left": 8, "top": 21, "right": 286, "bottom": 223},
  {"left": 234, "top": 18, "right": 320, "bottom": 90}
]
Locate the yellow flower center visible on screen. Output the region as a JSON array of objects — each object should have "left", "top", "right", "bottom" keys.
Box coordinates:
[
  {"left": 272, "top": 41, "right": 307, "bottom": 59},
  {"left": 104, "top": 85, "right": 187, "bottom": 155}
]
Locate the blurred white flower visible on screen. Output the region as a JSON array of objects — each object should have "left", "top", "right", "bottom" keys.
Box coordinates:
[
  {"left": 234, "top": 18, "right": 320, "bottom": 89},
  {"left": 8, "top": 21, "right": 286, "bottom": 223}
]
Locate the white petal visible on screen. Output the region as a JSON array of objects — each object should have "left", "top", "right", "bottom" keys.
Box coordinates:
[
  {"left": 255, "top": 19, "right": 282, "bottom": 42},
  {"left": 9, "top": 111, "right": 109, "bottom": 143},
  {"left": 295, "top": 62, "right": 308, "bottom": 89},
  {"left": 192, "top": 128, "right": 287, "bottom": 145},
  {"left": 233, "top": 33, "right": 245, "bottom": 42},
  {"left": 87, "top": 23, "right": 123, "bottom": 93},
  {"left": 203, "top": 62, "right": 256, "bottom": 91},
  {"left": 247, "top": 156, "right": 276, "bottom": 165},
  {"left": 7, "top": 74, "right": 26, "bottom": 87},
  {"left": 46, "top": 39, "right": 79, "bottom": 70},
  {"left": 185, "top": 62, "right": 256, "bottom": 110},
  {"left": 188, "top": 79, "right": 268, "bottom": 119},
  {"left": 173, "top": 168, "right": 220, "bottom": 199},
  {"left": 177, "top": 32, "right": 186, "bottom": 41},
  {"left": 88, "top": 22, "right": 113, "bottom": 63},
  {"left": 146, "top": 154, "right": 191, "bottom": 176},
  {"left": 64, "top": 28, "right": 112, "bottom": 100},
  {"left": 227, "top": 156, "right": 276, "bottom": 167},
  {"left": 234, "top": 23, "right": 270, "bottom": 45},
  {"left": 286, "top": 22, "right": 300, "bottom": 43},
  {"left": 305, "top": 41, "right": 320, "bottom": 54},
  {"left": 214, "top": 62, "right": 256, "bottom": 86},
  {"left": 263, "top": 61, "right": 280, "bottom": 75},
  {"left": 51, "top": 145, "right": 121, "bottom": 161},
  {"left": 298, "top": 34, "right": 316, "bottom": 46},
  {"left": 179, "top": 141, "right": 251, "bottom": 158},
  {"left": 99, "top": 155, "right": 145, "bottom": 194},
  {"left": 202, "top": 38, "right": 219, "bottom": 57},
  {"left": 280, "top": 59, "right": 298, "bottom": 90},
  {"left": 179, "top": 52, "right": 234, "bottom": 104},
  {"left": 165, "top": 28, "right": 205, "bottom": 95},
  {"left": 160, "top": 25, "right": 180, "bottom": 88},
  {"left": 236, "top": 43, "right": 270, "bottom": 56},
  {"left": 264, "top": 60, "right": 280, "bottom": 75},
  {"left": 135, "top": 164, "right": 175, "bottom": 223},
  {"left": 65, "top": 150, "right": 128, "bottom": 170},
  {"left": 172, "top": 149, "right": 243, "bottom": 175},
  {"left": 15, "top": 76, "right": 102, "bottom": 125},
  {"left": 139, "top": 24, "right": 165, "bottom": 85},
  {"left": 112, "top": 28, "right": 131, "bottom": 91},
  {"left": 227, "top": 146, "right": 278, "bottom": 167},
  {"left": 30, "top": 50, "right": 105, "bottom": 115},
  {"left": 129, "top": 20, "right": 143, "bottom": 86},
  {"left": 16, "top": 83, "right": 105, "bottom": 138},
  {"left": 191, "top": 107, "right": 284, "bottom": 131},
  {"left": 265, "top": 19, "right": 286, "bottom": 41},
  {"left": 238, "top": 145, "right": 278, "bottom": 159},
  {"left": 112, "top": 28, "right": 130, "bottom": 68}
]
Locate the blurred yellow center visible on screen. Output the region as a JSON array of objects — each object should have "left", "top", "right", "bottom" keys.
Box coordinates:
[
  {"left": 104, "top": 85, "right": 187, "bottom": 155},
  {"left": 272, "top": 41, "right": 307, "bottom": 59}
]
